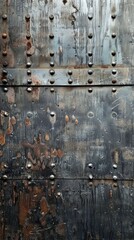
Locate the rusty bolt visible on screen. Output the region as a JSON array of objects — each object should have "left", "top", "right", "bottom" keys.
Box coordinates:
[
  {"left": 88, "top": 70, "right": 93, "bottom": 75},
  {"left": 3, "top": 61, "right": 8, "bottom": 67},
  {"left": 2, "top": 175, "right": 8, "bottom": 180},
  {"left": 2, "top": 33, "right": 7, "bottom": 39},
  {"left": 112, "top": 61, "right": 116, "bottom": 67},
  {"left": 50, "top": 61, "right": 55, "bottom": 67},
  {"left": 68, "top": 70, "right": 73, "bottom": 75},
  {"left": 26, "top": 62, "right": 32, "bottom": 68},
  {"left": 27, "top": 175, "right": 32, "bottom": 180},
  {"left": 50, "top": 78, "right": 55, "bottom": 84},
  {"left": 88, "top": 15, "right": 93, "bottom": 20},
  {"left": 50, "top": 51, "right": 55, "bottom": 57},
  {"left": 50, "top": 112, "right": 55, "bottom": 117},
  {"left": 2, "top": 69, "right": 8, "bottom": 75},
  {"left": 2, "top": 14, "right": 7, "bottom": 20},
  {"left": 112, "top": 69, "right": 117, "bottom": 75},
  {"left": 2, "top": 78, "right": 8, "bottom": 84},
  {"left": 112, "top": 79, "right": 117, "bottom": 84},
  {"left": 89, "top": 174, "right": 93, "bottom": 180},
  {"left": 88, "top": 79, "right": 93, "bottom": 84},
  {"left": 113, "top": 175, "right": 117, "bottom": 181},
  {"left": 25, "top": 15, "right": 30, "bottom": 21},
  {"left": 88, "top": 163, "right": 93, "bottom": 168},
  {"left": 49, "top": 69, "right": 55, "bottom": 75},
  {"left": 4, "top": 111, "right": 9, "bottom": 117},
  {"left": 112, "top": 33, "right": 116, "bottom": 38},
  {"left": 51, "top": 163, "right": 56, "bottom": 168},
  {"left": 88, "top": 52, "right": 93, "bottom": 57},
  {"left": 49, "top": 33, "right": 54, "bottom": 39},
  {"left": 113, "top": 164, "right": 117, "bottom": 169},
  {"left": 50, "top": 88, "right": 55, "bottom": 93},
  {"left": 50, "top": 174, "right": 55, "bottom": 180},
  {"left": 27, "top": 163, "right": 32, "bottom": 169},
  {"left": 88, "top": 33, "right": 93, "bottom": 39},
  {"left": 88, "top": 62, "right": 93, "bottom": 67},
  {"left": 26, "top": 34, "right": 31, "bottom": 40},
  {"left": 4, "top": 164, "right": 8, "bottom": 169},
  {"left": 2, "top": 50, "right": 7, "bottom": 56},
  {"left": 27, "top": 87, "right": 32, "bottom": 92},
  {"left": 112, "top": 88, "right": 117, "bottom": 93},
  {"left": 27, "top": 79, "right": 32, "bottom": 84},
  {"left": 49, "top": 15, "right": 54, "bottom": 21},
  {"left": 111, "top": 51, "right": 116, "bottom": 56},
  {"left": 88, "top": 88, "right": 93, "bottom": 93},
  {"left": 3, "top": 87, "right": 8, "bottom": 92},
  {"left": 111, "top": 14, "right": 116, "bottom": 20},
  {"left": 27, "top": 70, "right": 31, "bottom": 75},
  {"left": 68, "top": 78, "right": 73, "bottom": 84}
]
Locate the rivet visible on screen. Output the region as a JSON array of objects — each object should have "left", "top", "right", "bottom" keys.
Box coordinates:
[
  {"left": 50, "top": 52, "right": 55, "bottom": 57},
  {"left": 112, "top": 33, "right": 116, "bottom": 38},
  {"left": 89, "top": 174, "right": 93, "bottom": 180},
  {"left": 112, "top": 69, "right": 117, "bottom": 75},
  {"left": 2, "top": 175, "right": 8, "bottom": 180},
  {"left": 50, "top": 79, "right": 55, "bottom": 84},
  {"left": 27, "top": 163, "right": 32, "bottom": 169},
  {"left": 88, "top": 88, "right": 93, "bottom": 93},
  {"left": 88, "top": 52, "right": 93, "bottom": 57},
  {"left": 4, "top": 111, "right": 9, "bottom": 117},
  {"left": 113, "top": 182, "right": 118, "bottom": 187},
  {"left": 88, "top": 163, "right": 93, "bottom": 168},
  {"left": 50, "top": 112, "right": 55, "bottom": 117},
  {"left": 50, "top": 61, "right": 54, "bottom": 67},
  {"left": 26, "top": 62, "right": 31, "bottom": 68},
  {"left": 50, "top": 174, "right": 55, "bottom": 180},
  {"left": 27, "top": 175, "right": 32, "bottom": 180},
  {"left": 113, "top": 164, "right": 117, "bottom": 169},
  {"left": 26, "top": 52, "right": 32, "bottom": 57},
  {"left": 111, "top": 14, "right": 116, "bottom": 20},
  {"left": 112, "top": 79, "right": 117, "bottom": 84},
  {"left": 2, "top": 78, "right": 8, "bottom": 84},
  {"left": 50, "top": 88, "right": 55, "bottom": 93},
  {"left": 112, "top": 62, "right": 116, "bottom": 67},
  {"left": 49, "top": 15, "right": 54, "bottom": 21},
  {"left": 88, "top": 62, "right": 93, "bottom": 67},
  {"left": 111, "top": 51, "right": 116, "bottom": 56},
  {"left": 113, "top": 175, "right": 117, "bottom": 181},
  {"left": 57, "top": 192, "right": 61, "bottom": 197},
  {"left": 2, "top": 14, "right": 7, "bottom": 20},
  {"left": 88, "top": 79, "right": 93, "bottom": 84},
  {"left": 27, "top": 87, "right": 32, "bottom": 92},
  {"left": 27, "top": 79, "right": 32, "bottom": 84},
  {"left": 49, "top": 69, "right": 55, "bottom": 75},
  {"left": 4, "top": 164, "right": 8, "bottom": 169},
  {"left": 88, "top": 15, "right": 93, "bottom": 20},
  {"left": 26, "top": 34, "right": 31, "bottom": 40},
  {"left": 88, "top": 33, "right": 93, "bottom": 39},
  {"left": 49, "top": 33, "right": 54, "bottom": 39},
  {"left": 2, "top": 51, "right": 7, "bottom": 56},
  {"left": 112, "top": 88, "right": 116, "bottom": 93},
  {"left": 27, "top": 70, "right": 31, "bottom": 75},
  {"left": 2, "top": 33, "right": 7, "bottom": 39},
  {"left": 25, "top": 15, "right": 30, "bottom": 21},
  {"left": 51, "top": 163, "right": 56, "bottom": 168},
  {"left": 3, "top": 87, "right": 8, "bottom": 92},
  {"left": 3, "top": 61, "right": 8, "bottom": 67},
  {"left": 88, "top": 70, "right": 93, "bottom": 75},
  {"left": 2, "top": 69, "right": 8, "bottom": 75},
  {"left": 68, "top": 70, "right": 73, "bottom": 75},
  {"left": 68, "top": 78, "right": 73, "bottom": 84}
]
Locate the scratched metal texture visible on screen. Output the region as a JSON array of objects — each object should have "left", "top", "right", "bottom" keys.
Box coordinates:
[{"left": 0, "top": 0, "right": 134, "bottom": 240}]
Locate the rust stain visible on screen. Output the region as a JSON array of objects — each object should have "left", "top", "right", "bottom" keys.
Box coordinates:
[
  {"left": 57, "top": 149, "right": 64, "bottom": 158},
  {"left": 40, "top": 196, "right": 49, "bottom": 215},
  {"left": 55, "top": 223, "right": 66, "bottom": 236},
  {"left": 65, "top": 114, "right": 69, "bottom": 123},
  {"left": 75, "top": 118, "right": 79, "bottom": 125},
  {"left": 6, "top": 87, "right": 15, "bottom": 104},
  {"left": 0, "top": 131, "right": 5, "bottom": 146},
  {"left": 10, "top": 116, "right": 17, "bottom": 125},
  {"left": 6, "top": 118, "right": 13, "bottom": 135},
  {"left": 19, "top": 192, "right": 32, "bottom": 226},
  {"left": 25, "top": 117, "right": 31, "bottom": 126},
  {"left": 45, "top": 133, "right": 50, "bottom": 141},
  {"left": 0, "top": 150, "right": 3, "bottom": 157},
  {"left": 114, "top": 150, "right": 119, "bottom": 164}
]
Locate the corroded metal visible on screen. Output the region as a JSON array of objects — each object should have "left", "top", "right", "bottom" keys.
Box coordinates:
[{"left": 0, "top": 0, "right": 134, "bottom": 239}]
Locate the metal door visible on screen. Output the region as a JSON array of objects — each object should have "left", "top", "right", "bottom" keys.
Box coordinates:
[{"left": 0, "top": 1, "right": 134, "bottom": 239}]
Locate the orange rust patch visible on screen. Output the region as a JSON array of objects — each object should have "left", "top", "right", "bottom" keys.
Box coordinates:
[
  {"left": 40, "top": 196, "right": 49, "bottom": 215},
  {"left": 75, "top": 119, "right": 79, "bottom": 125},
  {"left": 65, "top": 115, "right": 69, "bottom": 123},
  {"left": 19, "top": 192, "right": 32, "bottom": 226},
  {"left": 45, "top": 133, "right": 50, "bottom": 141},
  {"left": 0, "top": 132, "right": 5, "bottom": 146},
  {"left": 25, "top": 117, "right": 31, "bottom": 126},
  {"left": 57, "top": 149, "right": 64, "bottom": 158},
  {"left": 6, "top": 87, "right": 15, "bottom": 104},
  {"left": 10, "top": 116, "right": 17, "bottom": 125}
]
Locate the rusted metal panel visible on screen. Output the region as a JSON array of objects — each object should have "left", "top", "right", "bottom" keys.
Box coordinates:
[
  {"left": 0, "top": 86, "right": 134, "bottom": 181},
  {"left": 0, "top": 0, "right": 134, "bottom": 68},
  {"left": 0, "top": 0, "right": 134, "bottom": 239},
  {"left": 1, "top": 180, "right": 134, "bottom": 240}
]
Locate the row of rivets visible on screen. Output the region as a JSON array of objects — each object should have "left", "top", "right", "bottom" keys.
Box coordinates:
[{"left": 111, "top": 7, "right": 117, "bottom": 88}]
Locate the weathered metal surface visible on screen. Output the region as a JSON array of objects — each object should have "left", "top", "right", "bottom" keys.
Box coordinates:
[{"left": 0, "top": 0, "right": 134, "bottom": 239}]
